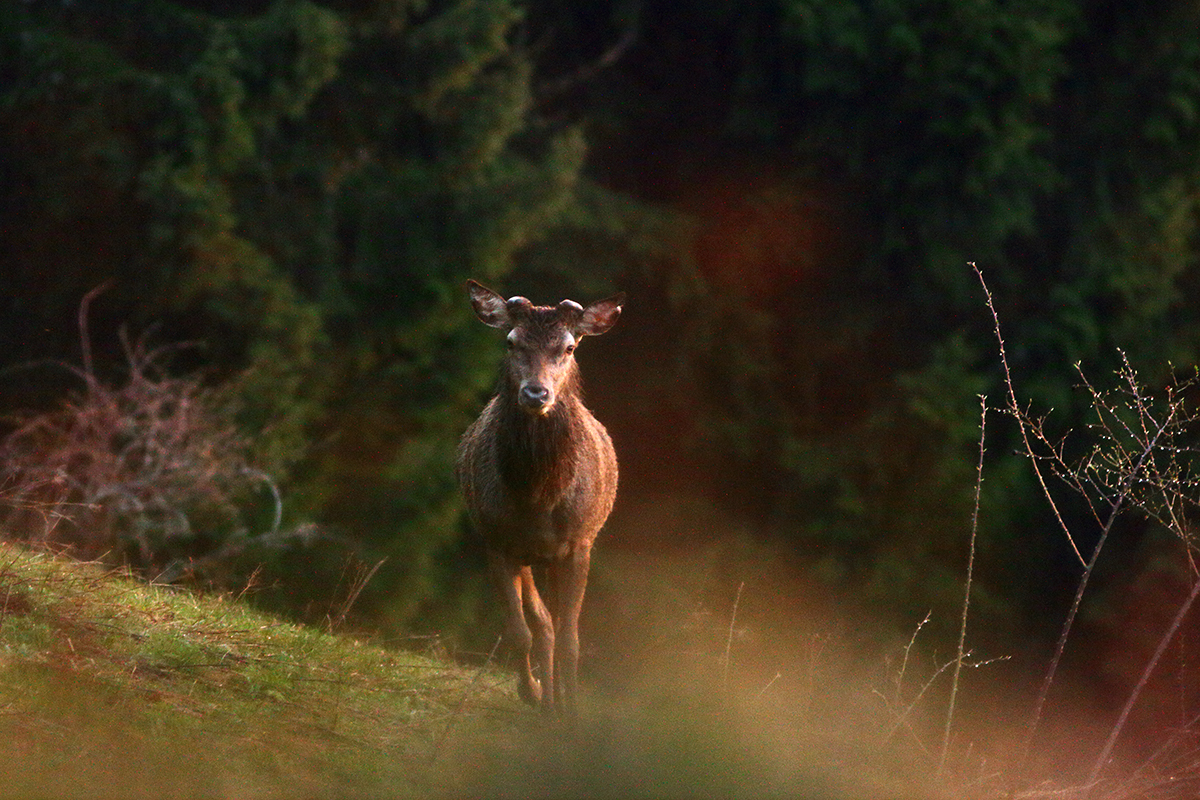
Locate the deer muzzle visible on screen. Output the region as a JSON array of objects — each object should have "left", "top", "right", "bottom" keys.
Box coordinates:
[{"left": 519, "top": 382, "right": 554, "bottom": 414}]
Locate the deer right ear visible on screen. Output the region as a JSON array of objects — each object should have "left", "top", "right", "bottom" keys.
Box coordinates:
[
  {"left": 578, "top": 292, "right": 626, "bottom": 336},
  {"left": 467, "top": 280, "right": 510, "bottom": 329}
]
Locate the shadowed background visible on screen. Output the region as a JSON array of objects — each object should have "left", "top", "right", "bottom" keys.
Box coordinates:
[{"left": 4, "top": 0, "right": 1200, "bottom": 785}]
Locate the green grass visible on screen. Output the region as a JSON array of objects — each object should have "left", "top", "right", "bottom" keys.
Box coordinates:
[
  {"left": 0, "top": 540, "right": 526, "bottom": 799},
  {"left": 0, "top": 540, "right": 958, "bottom": 799}
]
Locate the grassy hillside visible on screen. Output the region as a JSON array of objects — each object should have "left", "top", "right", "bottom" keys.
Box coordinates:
[
  {"left": 0, "top": 540, "right": 526, "bottom": 799},
  {"left": 0, "top": 540, "right": 956, "bottom": 799}
]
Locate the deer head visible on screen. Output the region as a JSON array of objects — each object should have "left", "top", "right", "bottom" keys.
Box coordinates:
[{"left": 467, "top": 279, "right": 624, "bottom": 415}]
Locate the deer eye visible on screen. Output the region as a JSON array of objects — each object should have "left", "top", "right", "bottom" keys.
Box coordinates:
[{"left": 564, "top": 343, "right": 576, "bottom": 356}]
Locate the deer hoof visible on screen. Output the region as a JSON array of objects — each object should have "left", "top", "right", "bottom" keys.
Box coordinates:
[{"left": 518, "top": 676, "right": 542, "bottom": 706}]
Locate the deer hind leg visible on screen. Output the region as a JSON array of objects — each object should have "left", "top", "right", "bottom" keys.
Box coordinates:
[
  {"left": 488, "top": 552, "right": 541, "bottom": 706},
  {"left": 520, "top": 566, "right": 555, "bottom": 713},
  {"left": 551, "top": 544, "right": 592, "bottom": 717}
]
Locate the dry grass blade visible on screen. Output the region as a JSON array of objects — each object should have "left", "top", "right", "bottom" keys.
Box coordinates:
[
  {"left": 329, "top": 556, "right": 388, "bottom": 632},
  {"left": 722, "top": 580, "right": 744, "bottom": 691},
  {"left": 431, "top": 634, "right": 503, "bottom": 762}
]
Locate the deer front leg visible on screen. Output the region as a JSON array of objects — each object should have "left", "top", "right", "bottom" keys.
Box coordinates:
[
  {"left": 488, "top": 552, "right": 541, "bottom": 706},
  {"left": 551, "top": 544, "right": 592, "bottom": 717},
  {"left": 520, "top": 566, "right": 555, "bottom": 714}
]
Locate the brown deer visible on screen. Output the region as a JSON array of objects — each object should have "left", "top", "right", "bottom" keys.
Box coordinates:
[{"left": 455, "top": 279, "right": 624, "bottom": 715}]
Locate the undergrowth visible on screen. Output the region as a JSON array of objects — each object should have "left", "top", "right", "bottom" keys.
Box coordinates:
[{"left": 0, "top": 286, "right": 301, "bottom": 584}]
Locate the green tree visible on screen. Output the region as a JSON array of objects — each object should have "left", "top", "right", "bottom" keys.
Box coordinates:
[{"left": 0, "top": 1, "right": 647, "bottom": 637}]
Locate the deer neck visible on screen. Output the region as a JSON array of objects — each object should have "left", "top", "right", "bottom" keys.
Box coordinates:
[{"left": 495, "top": 384, "right": 583, "bottom": 505}]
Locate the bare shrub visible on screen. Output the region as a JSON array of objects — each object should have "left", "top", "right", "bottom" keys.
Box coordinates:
[
  {"left": 0, "top": 289, "right": 282, "bottom": 582},
  {"left": 976, "top": 264, "right": 1200, "bottom": 796}
]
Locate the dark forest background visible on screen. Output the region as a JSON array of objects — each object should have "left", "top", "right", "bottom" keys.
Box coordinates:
[{"left": 3, "top": 0, "right": 1200, "bottom": 690}]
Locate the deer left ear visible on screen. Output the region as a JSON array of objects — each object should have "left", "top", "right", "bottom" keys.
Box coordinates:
[
  {"left": 578, "top": 293, "right": 625, "bottom": 336},
  {"left": 467, "top": 280, "right": 511, "bottom": 329}
]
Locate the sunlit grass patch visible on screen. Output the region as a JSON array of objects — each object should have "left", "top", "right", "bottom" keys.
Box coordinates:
[{"left": 0, "top": 540, "right": 520, "bottom": 799}]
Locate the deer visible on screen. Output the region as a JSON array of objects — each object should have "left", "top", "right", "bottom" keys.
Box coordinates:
[{"left": 455, "top": 279, "right": 624, "bottom": 716}]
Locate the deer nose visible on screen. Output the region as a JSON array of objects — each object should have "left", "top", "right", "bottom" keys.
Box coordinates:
[{"left": 519, "top": 384, "right": 552, "bottom": 410}]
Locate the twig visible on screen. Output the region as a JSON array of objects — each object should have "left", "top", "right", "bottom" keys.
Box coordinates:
[
  {"left": 78, "top": 282, "right": 111, "bottom": 399},
  {"left": 536, "top": 22, "right": 638, "bottom": 98},
  {"left": 980, "top": 262, "right": 1198, "bottom": 784},
  {"left": 939, "top": 394, "right": 987, "bottom": 777},
  {"left": 973, "top": 263, "right": 1084, "bottom": 566},
  {"left": 1020, "top": 396, "right": 1175, "bottom": 770},
  {"left": 883, "top": 653, "right": 1009, "bottom": 748},
  {"left": 895, "top": 611, "right": 931, "bottom": 707},
  {"left": 975, "top": 264, "right": 1145, "bottom": 773},
  {"left": 1086, "top": 573, "right": 1200, "bottom": 790},
  {"left": 755, "top": 671, "right": 781, "bottom": 702}
]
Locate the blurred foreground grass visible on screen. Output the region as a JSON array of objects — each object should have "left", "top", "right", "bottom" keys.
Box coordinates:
[{"left": 0, "top": 540, "right": 944, "bottom": 799}]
